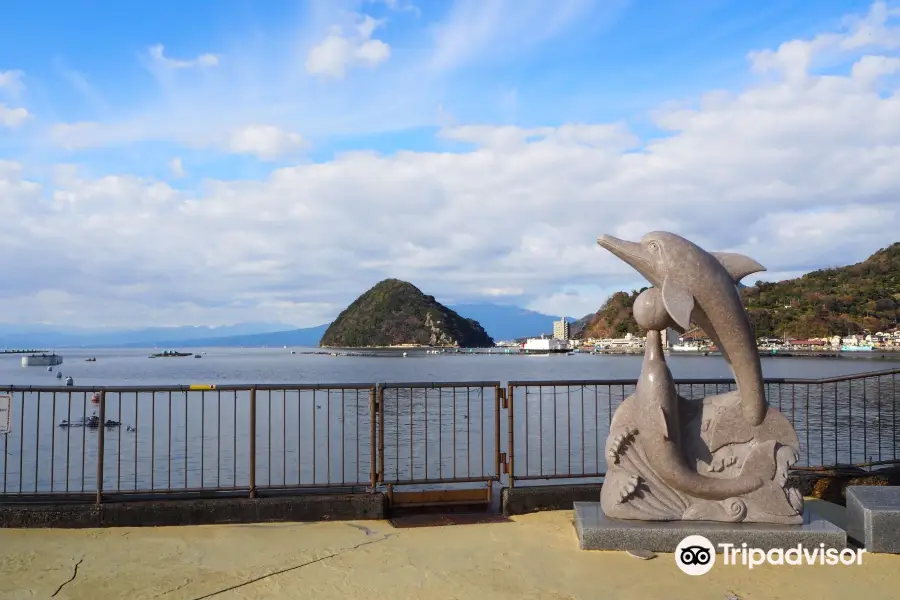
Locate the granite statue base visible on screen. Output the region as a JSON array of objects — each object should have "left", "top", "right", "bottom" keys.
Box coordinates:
[
  {"left": 573, "top": 502, "right": 846, "bottom": 552},
  {"left": 846, "top": 486, "right": 900, "bottom": 553}
]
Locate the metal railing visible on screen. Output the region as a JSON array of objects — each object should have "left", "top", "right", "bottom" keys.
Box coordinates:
[
  {"left": 506, "top": 368, "right": 900, "bottom": 486},
  {"left": 0, "top": 384, "right": 377, "bottom": 501},
  {"left": 1, "top": 369, "right": 899, "bottom": 503},
  {"left": 376, "top": 382, "right": 502, "bottom": 487}
]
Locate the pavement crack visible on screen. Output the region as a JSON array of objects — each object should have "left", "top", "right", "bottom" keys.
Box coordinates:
[
  {"left": 152, "top": 580, "right": 192, "bottom": 598},
  {"left": 51, "top": 557, "right": 84, "bottom": 598},
  {"left": 190, "top": 534, "right": 396, "bottom": 600}
]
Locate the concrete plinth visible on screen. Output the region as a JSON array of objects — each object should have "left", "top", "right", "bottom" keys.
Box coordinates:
[
  {"left": 846, "top": 486, "right": 900, "bottom": 553},
  {"left": 573, "top": 501, "right": 846, "bottom": 552}
]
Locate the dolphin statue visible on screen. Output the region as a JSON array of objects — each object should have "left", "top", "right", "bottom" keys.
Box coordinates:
[{"left": 597, "top": 231, "right": 768, "bottom": 427}]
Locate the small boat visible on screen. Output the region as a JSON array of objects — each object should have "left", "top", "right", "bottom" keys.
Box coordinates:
[
  {"left": 85, "top": 357, "right": 96, "bottom": 362},
  {"left": 56, "top": 371, "right": 62, "bottom": 379},
  {"left": 194, "top": 354, "right": 202, "bottom": 358},
  {"left": 402, "top": 352, "right": 408, "bottom": 357},
  {"left": 65, "top": 376, "right": 74, "bottom": 386},
  {"left": 47, "top": 366, "right": 53, "bottom": 372},
  {"left": 59, "top": 415, "right": 121, "bottom": 429},
  {"left": 290, "top": 350, "right": 296, "bottom": 355},
  {"left": 149, "top": 350, "right": 192, "bottom": 358}
]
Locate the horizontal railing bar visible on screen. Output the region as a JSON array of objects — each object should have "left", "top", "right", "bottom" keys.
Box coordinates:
[
  {"left": 378, "top": 476, "right": 498, "bottom": 485},
  {"left": 378, "top": 381, "right": 502, "bottom": 389},
  {"left": 0, "top": 383, "right": 377, "bottom": 393},
  {"left": 513, "top": 473, "right": 607, "bottom": 481}
]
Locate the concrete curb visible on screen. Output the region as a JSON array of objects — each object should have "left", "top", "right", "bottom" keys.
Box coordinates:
[{"left": 0, "top": 493, "right": 386, "bottom": 528}]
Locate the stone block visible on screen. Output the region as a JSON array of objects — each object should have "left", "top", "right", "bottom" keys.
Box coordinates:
[
  {"left": 845, "top": 485, "right": 900, "bottom": 553},
  {"left": 573, "top": 501, "right": 845, "bottom": 552}
]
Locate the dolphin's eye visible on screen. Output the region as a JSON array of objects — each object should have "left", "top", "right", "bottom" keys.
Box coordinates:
[{"left": 647, "top": 242, "right": 659, "bottom": 253}]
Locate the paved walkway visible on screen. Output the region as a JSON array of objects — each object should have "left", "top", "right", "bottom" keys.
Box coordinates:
[{"left": 0, "top": 500, "right": 896, "bottom": 600}]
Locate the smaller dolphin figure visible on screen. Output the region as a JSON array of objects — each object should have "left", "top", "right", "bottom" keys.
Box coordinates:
[{"left": 597, "top": 231, "right": 803, "bottom": 524}]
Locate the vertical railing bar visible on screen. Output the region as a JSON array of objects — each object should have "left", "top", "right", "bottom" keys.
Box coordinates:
[
  {"left": 151, "top": 391, "right": 156, "bottom": 491},
  {"left": 217, "top": 389, "right": 221, "bottom": 489},
  {"left": 368, "top": 387, "right": 375, "bottom": 490},
  {"left": 201, "top": 390, "right": 206, "bottom": 489},
  {"left": 580, "top": 386, "right": 585, "bottom": 477},
  {"left": 312, "top": 389, "right": 317, "bottom": 485},
  {"left": 439, "top": 387, "right": 443, "bottom": 480},
  {"left": 267, "top": 389, "right": 272, "bottom": 487},
  {"left": 409, "top": 387, "right": 414, "bottom": 482},
  {"left": 466, "top": 387, "right": 471, "bottom": 479},
  {"left": 297, "top": 390, "right": 303, "bottom": 484},
  {"left": 863, "top": 377, "right": 868, "bottom": 467},
  {"left": 327, "top": 389, "right": 332, "bottom": 485},
  {"left": 494, "top": 385, "right": 501, "bottom": 481},
  {"left": 340, "top": 388, "right": 345, "bottom": 485},
  {"left": 34, "top": 391, "right": 41, "bottom": 493},
  {"left": 249, "top": 388, "right": 257, "bottom": 498},
  {"left": 80, "top": 392, "right": 86, "bottom": 493},
  {"left": 134, "top": 392, "right": 138, "bottom": 491},
  {"left": 168, "top": 391, "right": 172, "bottom": 490},
  {"left": 480, "top": 387, "right": 485, "bottom": 479},
  {"left": 538, "top": 386, "right": 543, "bottom": 477},
  {"left": 594, "top": 386, "right": 599, "bottom": 474},
  {"left": 834, "top": 383, "right": 838, "bottom": 466},
  {"left": 805, "top": 384, "right": 810, "bottom": 467},
  {"left": 50, "top": 391, "right": 57, "bottom": 492},
  {"left": 566, "top": 386, "right": 571, "bottom": 476},
  {"left": 184, "top": 391, "right": 188, "bottom": 490},
  {"left": 424, "top": 387, "right": 428, "bottom": 481},
  {"left": 877, "top": 376, "right": 883, "bottom": 463},
  {"left": 96, "top": 391, "right": 106, "bottom": 504},
  {"left": 283, "top": 390, "right": 288, "bottom": 486},
  {"left": 452, "top": 387, "right": 457, "bottom": 480},
  {"left": 233, "top": 391, "right": 238, "bottom": 487},
  {"left": 507, "top": 384, "right": 515, "bottom": 488},
  {"left": 65, "top": 391, "right": 71, "bottom": 494}
]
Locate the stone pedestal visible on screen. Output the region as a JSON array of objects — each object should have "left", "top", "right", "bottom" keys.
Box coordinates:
[
  {"left": 573, "top": 502, "right": 845, "bottom": 552},
  {"left": 846, "top": 486, "right": 900, "bottom": 553}
]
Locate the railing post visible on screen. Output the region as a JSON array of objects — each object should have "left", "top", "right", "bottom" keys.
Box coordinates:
[
  {"left": 377, "top": 384, "right": 385, "bottom": 483},
  {"left": 507, "top": 384, "right": 515, "bottom": 488},
  {"left": 369, "top": 386, "right": 377, "bottom": 491},
  {"left": 249, "top": 387, "right": 257, "bottom": 499},
  {"left": 95, "top": 390, "right": 106, "bottom": 505},
  {"left": 494, "top": 386, "right": 502, "bottom": 482}
]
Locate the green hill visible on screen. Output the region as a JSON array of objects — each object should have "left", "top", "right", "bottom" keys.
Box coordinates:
[
  {"left": 320, "top": 279, "right": 495, "bottom": 348},
  {"left": 577, "top": 242, "right": 900, "bottom": 340}
]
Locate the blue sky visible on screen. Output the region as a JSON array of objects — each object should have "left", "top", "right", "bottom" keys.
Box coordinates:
[{"left": 0, "top": 0, "right": 898, "bottom": 327}]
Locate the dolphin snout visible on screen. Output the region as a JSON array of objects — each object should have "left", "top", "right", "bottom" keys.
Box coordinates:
[{"left": 597, "top": 234, "right": 646, "bottom": 262}]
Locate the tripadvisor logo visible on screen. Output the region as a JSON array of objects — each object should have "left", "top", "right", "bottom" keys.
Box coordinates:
[{"left": 675, "top": 535, "right": 865, "bottom": 575}]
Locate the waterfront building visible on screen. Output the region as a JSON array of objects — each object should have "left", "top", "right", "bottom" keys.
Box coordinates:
[{"left": 553, "top": 317, "right": 570, "bottom": 341}]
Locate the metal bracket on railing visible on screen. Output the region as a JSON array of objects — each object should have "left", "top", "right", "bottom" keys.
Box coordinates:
[
  {"left": 500, "top": 452, "right": 509, "bottom": 474},
  {"left": 499, "top": 388, "right": 508, "bottom": 409}
]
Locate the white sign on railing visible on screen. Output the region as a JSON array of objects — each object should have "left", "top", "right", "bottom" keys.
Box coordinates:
[{"left": 0, "top": 394, "right": 10, "bottom": 435}]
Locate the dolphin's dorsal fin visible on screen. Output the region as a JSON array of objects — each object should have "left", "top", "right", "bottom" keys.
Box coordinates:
[
  {"left": 711, "top": 252, "right": 766, "bottom": 283},
  {"left": 661, "top": 278, "right": 694, "bottom": 330}
]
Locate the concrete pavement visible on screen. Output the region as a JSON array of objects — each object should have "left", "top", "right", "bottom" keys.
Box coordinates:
[{"left": 0, "top": 500, "right": 896, "bottom": 600}]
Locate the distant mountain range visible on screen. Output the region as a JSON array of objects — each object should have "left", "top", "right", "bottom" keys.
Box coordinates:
[{"left": 0, "top": 303, "right": 573, "bottom": 348}]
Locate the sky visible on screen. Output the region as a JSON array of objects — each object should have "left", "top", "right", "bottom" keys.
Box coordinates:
[{"left": 1, "top": 0, "right": 899, "bottom": 329}]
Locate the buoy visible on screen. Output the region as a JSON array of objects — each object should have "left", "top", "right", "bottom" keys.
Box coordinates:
[
  {"left": 65, "top": 376, "right": 74, "bottom": 387},
  {"left": 91, "top": 393, "right": 100, "bottom": 404}
]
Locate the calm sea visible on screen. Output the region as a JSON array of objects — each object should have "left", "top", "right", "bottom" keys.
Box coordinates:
[
  {"left": 2, "top": 348, "right": 897, "bottom": 497},
  {"left": 2, "top": 346, "right": 898, "bottom": 387}
]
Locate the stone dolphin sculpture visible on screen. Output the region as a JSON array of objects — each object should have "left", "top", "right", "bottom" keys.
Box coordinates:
[{"left": 596, "top": 231, "right": 768, "bottom": 427}]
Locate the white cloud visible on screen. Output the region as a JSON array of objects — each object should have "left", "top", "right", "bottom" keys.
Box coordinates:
[
  {"left": 221, "top": 125, "right": 306, "bottom": 160},
  {"left": 148, "top": 44, "right": 220, "bottom": 69},
  {"left": 367, "top": 0, "right": 420, "bottom": 15},
  {"left": 169, "top": 158, "right": 186, "bottom": 178},
  {"left": 0, "top": 104, "right": 30, "bottom": 127},
  {"left": 4, "top": 2, "right": 900, "bottom": 326},
  {"left": 305, "top": 15, "right": 391, "bottom": 79},
  {"left": 0, "top": 70, "right": 24, "bottom": 95}
]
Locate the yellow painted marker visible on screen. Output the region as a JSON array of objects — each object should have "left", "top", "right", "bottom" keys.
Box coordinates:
[{"left": 189, "top": 384, "right": 217, "bottom": 390}]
